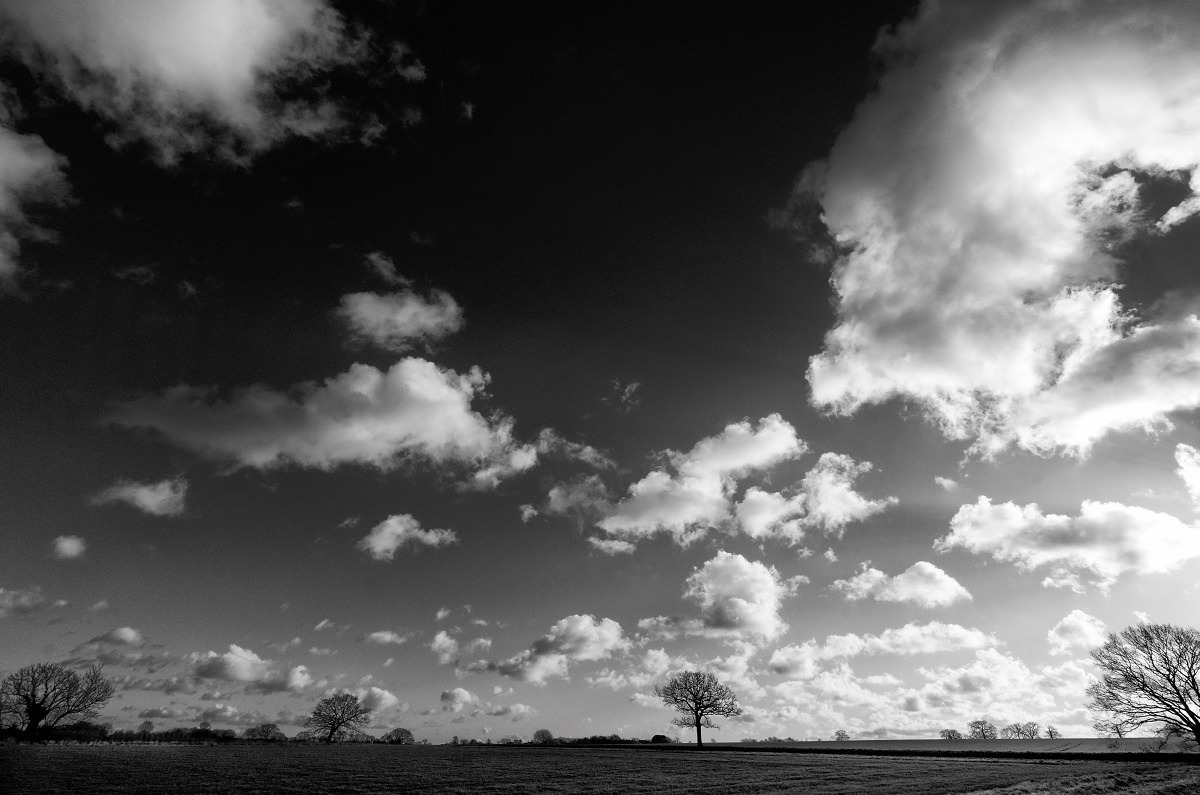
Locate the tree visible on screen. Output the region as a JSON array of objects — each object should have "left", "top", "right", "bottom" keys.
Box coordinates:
[
  {"left": 939, "top": 729, "right": 963, "bottom": 740},
  {"left": 304, "top": 692, "right": 371, "bottom": 742},
  {"left": 532, "top": 728, "right": 554, "bottom": 745},
  {"left": 0, "top": 663, "right": 116, "bottom": 739},
  {"left": 1045, "top": 725, "right": 1061, "bottom": 739},
  {"left": 833, "top": 730, "right": 850, "bottom": 741},
  {"left": 381, "top": 727, "right": 414, "bottom": 744},
  {"left": 1087, "top": 623, "right": 1200, "bottom": 748},
  {"left": 967, "top": 719, "right": 997, "bottom": 740},
  {"left": 650, "top": 734, "right": 672, "bottom": 744},
  {"left": 243, "top": 723, "right": 287, "bottom": 741},
  {"left": 653, "top": 670, "right": 743, "bottom": 746}
]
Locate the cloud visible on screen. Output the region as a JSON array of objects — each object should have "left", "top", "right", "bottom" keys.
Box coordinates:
[
  {"left": 52, "top": 535, "right": 86, "bottom": 560},
  {"left": 191, "top": 644, "right": 309, "bottom": 692},
  {"left": 486, "top": 703, "right": 537, "bottom": 721},
  {"left": 364, "top": 630, "right": 409, "bottom": 645},
  {"left": 638, "top": 551, "right": 799, "bottom": 644},
  {"left": 796, "top": 0, "right": 1200, "bottom": 457},
  {"left": 769, "top": 621, "right": 997, "bottom": 678},
  {"left": 474, "top": 614, "right": 629, "bottom": 685},
  {"left": 733, "top": 487, "right": 808, "bottom": 545},
  {"left": 830, "top": 561, "right": 972, "bottom": 608},
  {"left": 440, "top": 687, "right": 480, "bottom": 713},
  {"left": 0, "top": 0, "right": 389, "bottom": 163},
  {"left": 355, "top": 685, "right": 399, "bottom": 712},
  {"left": 89, "top": 627, "right": 144, "bottom": 646},
  {"left": 598, "top": 414, "right": 805, "bottom": 546},
  {"left": 0, "top": 123, "right": 69, "bottom": 292},
  {"left": 357, "top": 514, "right": 456, "bottom": 561},
  {"left": 336, "top": 288, "right": 464, "bottom": 352},
  {"left": 934, "top": 477, "right": 960, "bottom": 492},
  {"left": 936, "top": 496, "right": 1200, "bottom": 592},
  {"left": 436, "top": 607, "right": 451, "bottom": 621},
  {"left": 431, "top": 630, "right": 458, "bottom": 665},
  {"left": 1176, "top": 443, "right": 1200, "bottom": 511},
  {"left": 111, "top": 358, "right": 527, "bottom": 481},
  {"left": 0, "top": 585, "right": 52, "bottom": 618},
  {"left": 1047, "top": 610, "right": 1107, "bottom": 656},
  {"left": 604, "top": 379, "right": 641, "bottom": 412},
  {"left": 794, "top": 453, "right": 896, "bottom": 536},
  {"left": 587, "top": 648, "right": 688, "bottom": 691},
  {"left": 90, "top": 476, "right": 187, "bottom": 516},
  {"left": 363, "top": 252, "right": 410, "bottom": 288}
]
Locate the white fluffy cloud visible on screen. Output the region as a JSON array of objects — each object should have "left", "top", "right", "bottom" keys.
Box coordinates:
[
  {"left": 936, "top": 496, "right": 1200, "bottom": 592},
  {"left": 112, "top": 358, "right": 523, "bottom": 479},
  {"left": 485, "top": 702, "right": 536, "bottom": 721},
  {"left": 0, "top": 585, "right": 53, "bottom": 618},
  {"left": 598, "top": 414, "right": 805, "bottom": 546},
  {"left": 1176, "top": 443, "right": 1200, "bottom": 511},
  {"left": 0, "top": 0, "right": 384, "bottom": 163},
  {"left": 191, "top": 644, "right": 310, "bottom": 692},
  {"left": 0, "top": 124, "right": 68, "bottom": 291},
  {"left": 476, "top": 614, "right": 629, "bottom": 685},
  {"left": 639, "top": 551, "right": 799, "bottom": 644},
  {"left": 90, "top": 476, "right": 187, "bottom": 516},
  {"left": 830, "top": 561, "right": 971, "bottom": 608},
  {"left": 796, "top": 453, "right": 896, "bottom": 536},
  {"left": 769, "top": 622, "right": 996, "bottom": 678},
  {"left": 89, "top": 626, "right": 144, "bottom": 646},
  {"left": 357, "top": 514, "right": 456, "bottom": 561},
  {"left": 355, "top": 685, "right": 399, "bottom": 712},
  {"left": 364, "top": 630, "right": 409, "bottom": 646},
  {"left": 797, "top": 0, "right": 1200, "bottom": 457},
  {"left": 430, "top": 630, "right": 458, "bottom": 665},
  {"left": 336, "top": 289, "right": 464, "bottom": 352},
  {"left": 52, "top": 535, "right": 86, "bottom": 560},
  {"left": 1047, "top": 610, "right": 1107, "bottom": 657},
  {"left": 439, "top": 687, "right": 480, "bottom": 713}
]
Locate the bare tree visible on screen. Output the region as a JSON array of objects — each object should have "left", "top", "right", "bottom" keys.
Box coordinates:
[
  {"left": 1019, "top": 722, "right": 1040, "bottom": 739},
  {"left": 653, "top": 670, "right": 743, "bottom": 746},
  {"left": 1000, "top": 723, "right": 1020, "bottom": 739},
  {"left": 967, "top": 719, "right": 997, "bottom": 740},
  {"left": 1086, "top": 623, "right": 1200, "bottom": 748},
  {"left": 1045, "top": 725, "right": 1061, "bottom": 739},
  {"left": 0, "top": 663, "right": 116, "bottom": 739},
  {"left": 304, "top": 692, "right": 372, "bottom": 742},
  {"left": 833, "top": 729, "right": 850, "bottom": 741},
  {"left": 939, "top": 728, "right": 963, "bottom": 740}
]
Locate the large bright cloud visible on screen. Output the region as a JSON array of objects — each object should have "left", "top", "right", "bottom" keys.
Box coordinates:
[
  {"left": 597, "top": 414, "right": 805, "bottom": 546},
  {"left": 471, "top": 614, "right": 629, "bottom": 685},
  {"left": 795, "top": 0, "right": 1200, "bottom": 457},
  {"left": 830, "top": 561, "right": 971, "bottom": 608},
  {"left": 0, "top": 0, "right": 394, "bottom": 163},
  {"left": 191, "top": 644, "right": 310, "bottom": 693},
  {"left": 639, "top": 551, "right": 801, "bottom": 644},
  {"left": 936, "top": 496, "right": 1200, "bottom": 592},
  {"left": 1047, "top": 610, "right": 1107, "bottom": 657},
  {"left": 110, "top": 358, "right": 524, "bottom": 477}
]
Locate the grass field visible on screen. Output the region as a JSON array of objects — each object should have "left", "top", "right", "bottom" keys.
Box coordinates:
[{"left": 2, "top": 745, "right": 1197, "bottom": 794}]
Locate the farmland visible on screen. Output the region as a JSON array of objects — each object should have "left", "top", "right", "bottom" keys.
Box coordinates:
[{"left": 2, "top": 744, "right": 1197, "bottom": 794}]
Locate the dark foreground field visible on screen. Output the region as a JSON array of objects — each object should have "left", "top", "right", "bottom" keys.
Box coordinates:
[{"left": 2, "top": 745, "right": 1198, "bottom": 794}]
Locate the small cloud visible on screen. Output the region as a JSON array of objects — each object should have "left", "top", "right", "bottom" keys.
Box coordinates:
[
  {"left": 603, "top": 379, "right": 641, "bottom": 412},
  {"left": 823, "top": 548, "right": 838, "bottom": 563},
  {"left": 88, "top": 599, "right": 109, "bottom": 612},
  {"left": 89, "top": 627, "right": 144, "bottom": 646},
  {"left": 113, "top": 264, "right": 157, "bottom": 285},
  {"left": 357, "top": 514, "right": 457, "bottom": 561},
  {"left": 519, "top": 504, "right": 538, "bottom": 522},
  {"left": 90, "top": 477, "right": 187, "bottom": 517},
  {"left": 436, "top": 607, "right": 451, "bottom": 621},
  {"left": 53, "top": 535, "right": 86, "bottom": 560},
  {"left": 365, "top": 630, "right": 409, "bottom": 645},
  {"left": 934, "top": 476, "right": 960, "bottom": 491}
]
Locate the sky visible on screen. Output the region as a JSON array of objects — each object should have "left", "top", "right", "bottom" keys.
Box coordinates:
[{"left": 4, "top": 0, "right": 1200, "bottom": 743}]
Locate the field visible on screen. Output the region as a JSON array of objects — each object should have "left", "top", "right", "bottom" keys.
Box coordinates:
[{"left": 2, "top": 745, "right": 1198, "bottom": 794}]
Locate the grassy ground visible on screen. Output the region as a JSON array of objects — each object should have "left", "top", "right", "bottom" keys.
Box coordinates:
[{"left": 2, "top": 744, "right": 1197, "bottom": 794}]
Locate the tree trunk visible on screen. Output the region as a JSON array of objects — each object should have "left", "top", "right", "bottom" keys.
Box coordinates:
[
  {"left": 695, "top": 720, "right": 702, "bottom": 747},
  {"left": 24, "top": 705, "right": 48, "bottom": 740}
]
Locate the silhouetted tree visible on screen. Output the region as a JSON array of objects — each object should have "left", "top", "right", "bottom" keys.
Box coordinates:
[
  {"left": 833, "top": 730, "right": 850, "bottom": 741},
  {"left": 304, "top": 692, "right": 371, "bottom": 742},
  {"left": 243, "top": 723, "right": 287, "bottom": 741},
  {"left": 967, "top": 719, "right": 997, "bottom": 740},
  {"left": 1087, "top": 623, "right": 1200, "bottom": 748},
  {"left": 1045, "top": 725, "right": 1061, "bottom": 739},
  {"left": 653, "top": 670, "right": 743, "bottom": 746},
  {"left": 381, "top": 727, "right": 414, "bottom": 744},
  {"left": 0, "top": 663, "right": 116, "bottom": 739},
  {"left": 650, "top": 734, "right": 672, "bottom": 744},
  {"left": 532, "top": 728, "right": 554, "bottom": 745},
  {"left": 939, "top": 729, "right": 963, "bottom": 740}
]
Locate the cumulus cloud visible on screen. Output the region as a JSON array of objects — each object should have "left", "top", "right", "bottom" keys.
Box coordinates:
[
  {"left": 936, "top": 496, "right": 1200, "bottom": 592},
  {"left": 598, "top": 414, "right": 805, "bottom": 547},
  {"left": 638, "top": 551, "right": 800, "bottom": 644},
  {"left": 587, "top": 648, "right": 688, "bottom": 691},
  {"left": 110, "top": 358, "right": 526, "bottom": 480},
  {"left": 355, "top": 685, "right": 399, "bottom": 712},
  {"left": 0, "top": 0, "right": 393, "bottom": 163},
  {"left": 472, "top": 614, "right": 629, "bottom": 685},
  {"left": 485, "top": 702, "right": 536, "bottom": 721},
  {"left": 90, "top": 476, "right": 187, "bottom": 516},
  {"left": 795, "top": 453, "right": 896, "bottom": 536},
  {"left": 364, "top": 630, "right": 409, "bottom": 645},
  {"left": 830, "top": 561, "right": 972, "bottom": 608},
  {"left": 356, "top": 514, "right": 456, "bottom": 561},
  {"left": 430, "top": 630, "right": 458, "bottom": 665},
  {"left": 0, "top": 123, "right": 69, "bottom": 291},
  {"left": 1176, "top": 443, "right": 1200, "bottom": 511},
  {"left": 769, "top": 622, "right": 996, "bottom": 678},
  {"left": 0, "top": 585, "right": 52, "bottom": 618},
  {"left": 89, "top": 627, "right": 144, "bottom": 646},
  {"left": 1047, "top": 610, "right": 1107, "bottom": 656},
  {"left": 52, "top": 535, "right": 86, "bottom": 559},
  {"left": 191, "top": 644, "right": 310, "bottom": 692},
  {"left": 797, "top": 0, "right": 1200, "bottom": 457},
  {"left": 336, "top": 288, "right": 464, "bottom": 352},
  {"left": 439, "top": 687, "right": 480, "bottom": 713},
  {"left": 934, "top": 477, "right": 960, "bottom": 492}
]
